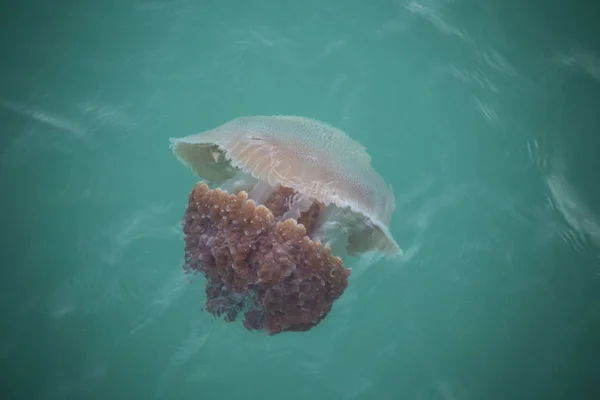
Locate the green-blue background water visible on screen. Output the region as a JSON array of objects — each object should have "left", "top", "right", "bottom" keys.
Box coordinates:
[{"left": 2, "top": 1, "right": 600, "bottom": 399}]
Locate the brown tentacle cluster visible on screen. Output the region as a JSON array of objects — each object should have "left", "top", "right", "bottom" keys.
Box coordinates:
[{"left": 182, "top": 182, "right": 351, "bottom": 335}]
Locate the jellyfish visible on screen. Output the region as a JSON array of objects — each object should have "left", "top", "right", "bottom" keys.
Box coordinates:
[{"left": 170, "top": 115, "right": 401, "bottom": 335}]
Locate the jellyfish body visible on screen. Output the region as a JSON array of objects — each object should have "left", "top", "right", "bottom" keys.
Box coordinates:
[{"left": 171, "top": 115, "right": 401, "bottom": 334}]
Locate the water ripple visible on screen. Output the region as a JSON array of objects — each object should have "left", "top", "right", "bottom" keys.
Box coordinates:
[
  {"left": 546, "top": 174, "right": 600, "bottom": 253},
  {"left": 404, "top": 0, "right": 468, "bottom": 40}
]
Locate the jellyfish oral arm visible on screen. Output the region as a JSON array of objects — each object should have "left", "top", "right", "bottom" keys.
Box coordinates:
[
  {"left": 247, "top": 179, "right": 277, "bottom": 205},
  {"left": 281, "top": 192, "right": 314, "bottom": 221}
]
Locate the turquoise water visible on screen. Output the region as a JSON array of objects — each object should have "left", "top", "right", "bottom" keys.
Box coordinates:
[{"left": 2, "top": 1, "right": 600, "bottom": 399}]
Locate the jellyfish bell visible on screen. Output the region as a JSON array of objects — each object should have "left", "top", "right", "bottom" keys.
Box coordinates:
[
  {"left": 171, "top": 115, "right": 402, "bottom": 257},
  {"left": 171, "top": 115, "right": 401, "bottom": 334}
]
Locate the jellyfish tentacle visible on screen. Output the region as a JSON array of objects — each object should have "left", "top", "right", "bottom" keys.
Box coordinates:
[
  {"left": 247, "top": 180, "right": 277, "bottom": 205},
  {"left": 281, "top": 192, "right": 313, "bottom": 221},
  {"left": 219, "top": 170, "right": 258, "bottom": 194}
]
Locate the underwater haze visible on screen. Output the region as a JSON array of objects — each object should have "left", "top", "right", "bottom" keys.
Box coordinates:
[{"left": 1, "top": 0, "right": 600, "bottom": 399}]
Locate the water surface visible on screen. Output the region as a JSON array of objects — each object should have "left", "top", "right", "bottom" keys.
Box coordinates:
[{"left": 1, "top": 1, "right": 600, "bottom": 399}]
